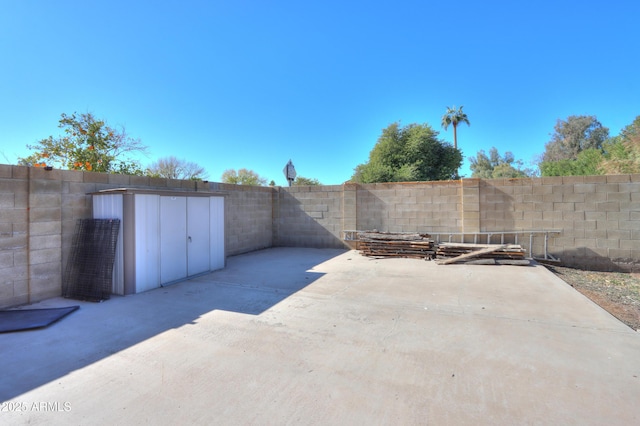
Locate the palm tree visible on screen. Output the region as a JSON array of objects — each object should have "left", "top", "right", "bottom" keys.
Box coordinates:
[{"left": 441, "top": 105, "right": 470, "bottom": 150}]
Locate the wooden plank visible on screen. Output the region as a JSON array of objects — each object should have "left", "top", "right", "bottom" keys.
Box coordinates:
[
  {"left": 438, "top": 243, "right": 522, "bottom": 250},
  {"left": 495, "top": 259, "right": 531, "bottom": 266},
  {"left": 359, "top": 231, "right": 435, "bottom": 260},
  {"left": 359, "top": 231, "right": 431, "bottom": 241},
  {"left": 464, "top": 259, "right": 497, "bottom": 265},
  {"left": 436, "top": 245, "right": 507, "bottom": 265}
]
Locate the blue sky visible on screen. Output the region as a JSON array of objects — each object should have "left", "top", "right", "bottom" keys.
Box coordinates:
[{"left": 1, "top": 0, "right": 638, "bottom": 185}]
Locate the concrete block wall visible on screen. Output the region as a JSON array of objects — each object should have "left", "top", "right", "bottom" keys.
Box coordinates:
[
  {"left": 461, "top": 178, "right": 480, "bottom": 233},
  {"left": 480, "top": 177, "right": 544, "bottom": 231},
  {"left": 29, "top": 169, "right": 64, "bottom": 305},
  {"left": 2, "top": 163, "right": 639, "bottom": 308},
  {"left": 479, "top": 174, "right": 640, "bottom": 270},
  {"left": 213, "top": 182, "right": 273, "bottom": 256},
  {"left": 0, "top": 165, "right": 29, "bottom": 307},
  {"left": 274, "top": 185, "right": 346, "bottom": 248},
  {"left": 478, "top": 177, "right": 560, "bottom": 257},
  {"left": 355, "top": 181, "right": 462, "bottom": 233},
  {"left": 342, "top": 183, "right": 358, "bottom": 249},
  {"left": 0, "top": 166, "right": 97, "bottom": 308},
  {"left": 285, "top": 177, "right": 639, "bottom": 271}
]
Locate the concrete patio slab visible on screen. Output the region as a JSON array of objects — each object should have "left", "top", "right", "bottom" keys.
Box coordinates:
[{"left": 1, "top": 247, "right": 639, "bottom": 425}]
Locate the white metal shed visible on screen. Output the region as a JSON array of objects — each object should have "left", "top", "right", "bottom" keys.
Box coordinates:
[{"left": 92, "top": 188, "right": 226, "bottom": 295}]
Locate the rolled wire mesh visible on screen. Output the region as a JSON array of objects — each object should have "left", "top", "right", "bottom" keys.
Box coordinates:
[{"left": 63, "top": 219, "right": 120, "bottom": 302}]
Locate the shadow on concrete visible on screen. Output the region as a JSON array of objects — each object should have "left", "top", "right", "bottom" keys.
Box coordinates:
[
  {"left": 553, "top": 246, "right": 639, "bottom": 272},
  {"left": 0, "top": 247, "right": 346, "bottom": 402}
]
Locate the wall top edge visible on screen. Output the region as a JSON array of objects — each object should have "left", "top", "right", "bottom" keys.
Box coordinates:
[
  {"left": 356, "top": 180, "right": 462, "bottom": 189},
  {"left": 90, "top": 188, "right": 228, "bottom": 197},
  {"left": 4, "top": 163, "right": 639, "bottom": 188}
]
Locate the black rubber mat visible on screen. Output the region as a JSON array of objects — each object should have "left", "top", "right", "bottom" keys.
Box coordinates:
[{"left": 0, "top": 306, "right": 79, "bottom": 333}]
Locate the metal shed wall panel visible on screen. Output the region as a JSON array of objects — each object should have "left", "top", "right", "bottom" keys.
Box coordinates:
[
  {"left": 134, "top": 194, "right": 161, "bottom": 293},
  {"left": 210, "top": 196, "right": 225, "bottom": 270},
  {"left": 93, "top": 190, "right": 225, "bottom": 295}
]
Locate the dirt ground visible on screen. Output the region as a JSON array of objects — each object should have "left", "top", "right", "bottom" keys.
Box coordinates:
[{"left": 544, "top": 265, "right": 640, "bottom": 332}]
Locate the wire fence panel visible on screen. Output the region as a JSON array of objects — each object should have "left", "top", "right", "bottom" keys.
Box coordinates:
[{"left": 63, "top": 219, "right": 120, "bottom": 302}]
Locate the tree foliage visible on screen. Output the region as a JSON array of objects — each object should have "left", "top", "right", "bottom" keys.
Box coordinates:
[
  {"left": 469, "top": 147, "right": 533, "bottom": 178},
  {"left": 221, "top": 168, "right": 268, "bottom": 186},
  {"left": 538, "top": 115, "right": 612, "bottom": 177},
  {"left": 20, "top": 112, "right": 147, "bottom": 174},
  {"left": 539, "top": 148, "right": 605, "bottom": 176},
  {"left": 441, "top": 105, "right": 470, "bottom": 150},
  {"left": 351, "top": 122, "right": 462, "bottom": 183},
  {"left": 293, "top": 176, "right": 321, "bottom": 186},
  {"left": 146, "top": 156, "right": 208, "bottom": 180},
  {"left": 538, "top": 115, "right": 640, "bottom": 176},
  {"left": 541, "top": 115, "right": 609, "bottom": 162},
  {"left": 599, "top": 116, "right": 640, "bottom": 174}
]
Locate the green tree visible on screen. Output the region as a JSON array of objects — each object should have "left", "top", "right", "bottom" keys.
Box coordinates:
[
  {"left": 540, "top": 148, "right": 604, "bottom": 176},
  {"left": 293, "top": 176, "right": 321, "bottom": 186},
  {"left": 469, "top": 147, "right": 532, "bottom": 178},
  {"left": 351, "top": 122, "right": 462, "bottom": 183},
  {"left": 538, "top": 115, "right": 614, "bottom": 176},
  {"left": 20, "top": 112, "right": 147, "bottom": 174},
  {"left": 441, "top": 105, "right": 470, "bottom": 150},
  {"left": 599, "top": 116, "right": 640, "bottom": 174},
  {"left": 221, "top": 168, "right": 268, "bottom": 186},
  {"left": 541, "top": 115, "right": 609, "bottom": 162},
  {"left": 146, "top": 156, "right": 209, "bottom": 180},
  {"left": 620, "top": 116, "right": 640, "bottom": 140}
]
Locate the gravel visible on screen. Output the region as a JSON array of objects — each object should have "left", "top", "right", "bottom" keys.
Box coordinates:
[{"left": 544, "top": 264, "right": 640, "bottom": 332}]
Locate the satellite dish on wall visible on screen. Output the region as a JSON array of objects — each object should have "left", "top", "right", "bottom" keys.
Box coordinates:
[{"left": 283, "top": 159, "right": 296, "bottom": 187}]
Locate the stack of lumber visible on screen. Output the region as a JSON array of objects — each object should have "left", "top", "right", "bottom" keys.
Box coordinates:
[
  {"left": 358, "top": 231, "right": 435, "bottom": 260},
  {"left": 436, "top": 243, "right": 529, "bottom": 265}
]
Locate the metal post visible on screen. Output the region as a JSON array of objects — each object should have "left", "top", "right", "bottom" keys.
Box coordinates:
[
  {"left": 529, "top": 233, "right": 534, "bottom": 259},
  {"left": 544, "top": 232, "right": 549, "bottom": 260}
]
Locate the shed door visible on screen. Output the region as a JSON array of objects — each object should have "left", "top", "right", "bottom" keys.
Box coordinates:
[
  {"left": 187, "top": 197, "right": 210, "bottom": 276},
  {"left": 134, "top": 194, "right": 161, "bottom": 293},
  {"left": 160, "top": 196, "right": 187, "bottom": 284}
]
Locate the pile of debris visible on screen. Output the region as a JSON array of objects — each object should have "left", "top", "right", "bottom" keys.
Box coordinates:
[
  {"left": 355, "top": 231, "right": 530, "bottom": 266},
  {"left": 435, "top": 243, "right": 529, "bottom": 265},
  {"left": 358, "top": 231, "right": 435, "bottom": 260}
]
